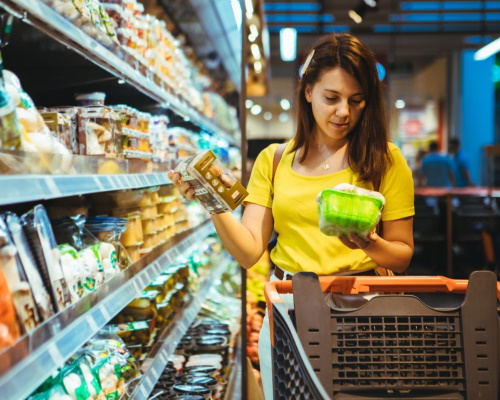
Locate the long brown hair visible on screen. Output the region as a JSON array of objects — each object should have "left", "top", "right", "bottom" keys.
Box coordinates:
[{"left": 292, "top": 33, "right": 392, "bottom": 189}]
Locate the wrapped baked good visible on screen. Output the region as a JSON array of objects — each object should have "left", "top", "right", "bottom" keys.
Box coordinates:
[{"left": 317, "top": 183, "right": 385, "bottom": 237}]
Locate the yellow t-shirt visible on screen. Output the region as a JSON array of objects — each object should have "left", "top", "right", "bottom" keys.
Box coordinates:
[{"left": 244, "top": 140, "right": 415, "bottom": 275}]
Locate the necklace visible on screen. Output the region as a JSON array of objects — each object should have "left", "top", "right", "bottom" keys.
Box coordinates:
[{"left": 322, "top": 154, "right": 334, "bottom": 170}]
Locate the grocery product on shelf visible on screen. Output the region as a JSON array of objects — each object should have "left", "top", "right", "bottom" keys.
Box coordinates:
[{"left": 0, "top": 52, "right": 22, "bottom": 151}]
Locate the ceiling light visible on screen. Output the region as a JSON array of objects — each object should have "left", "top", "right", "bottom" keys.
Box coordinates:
[
  {"left": 395, "top": 99, "right": 406, "bottom": 109},
  {"left": 245, "top": 0, "right": 254, "bottom": 19},
  {"left": 251, "top": 43, "right": 261, "bottom": 60},
  {"left": 254, "top": 60, "right": 263, "bottom": 73},
  {"left": 263, "top": 112, "right": 272, "bottom": 120},
  {"left": 245, "top": 99, "right": 254, "bottom": 108},
  {"left": 280, "top": 27, "right": 297, "bottom": 61},
  {"left": 280, "top": 98, "right": 291, "bottom": 110},
  {"left": 249, "top": 24, "right": 259, "bottom": 40},
  {"left": 348, "top": 8, "right": 363, "bottom": 23},
  {"left": 474, "top": 36, "right": 500, "bottom": 60},
  {"left": 279, "top": 112, "right": 289, "bottom": 122},
  {"left": 250, "top": 104, "right": 262, "bottom": 115},
  {"left": 363, "top": 0, "right": 377, "bottom": 8}
]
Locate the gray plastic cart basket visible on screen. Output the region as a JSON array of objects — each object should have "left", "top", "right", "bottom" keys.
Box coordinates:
[{"left": 264, "top": 271, "right": 500, "bottom": 400}]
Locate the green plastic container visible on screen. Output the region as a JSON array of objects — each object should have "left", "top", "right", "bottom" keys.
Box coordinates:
[{"left": 318, "top": 189, "right": 384, "bottom": 236}]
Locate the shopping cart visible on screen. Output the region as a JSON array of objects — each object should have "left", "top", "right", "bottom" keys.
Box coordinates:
[{"left": 264, "top": 271, "right": 500, "bottom": 400}]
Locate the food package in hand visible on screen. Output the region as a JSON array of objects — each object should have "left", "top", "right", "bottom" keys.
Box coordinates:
[
  {"left": 174, "top": 150, "right": 248, "bottom": 214},
  {"left": 317, "top": 183, "right": 385, "bottom": 237}
]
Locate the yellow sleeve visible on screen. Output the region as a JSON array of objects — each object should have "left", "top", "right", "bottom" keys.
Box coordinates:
[
  {"left": 380, "top": 144, "right": 415, "bottom": 221},
  {"left": 243, "top": 143, "right": 280, "bottom": 208}
]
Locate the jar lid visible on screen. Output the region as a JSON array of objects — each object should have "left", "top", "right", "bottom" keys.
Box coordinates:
[
  {"left": 172, "top": 384, "right": 211, "bottom": 395},
  {"left": 167, "top": 395, "right": 205, "bottom": 400},
  {"left": 196, "top": 335, "right": 226, "bottom": 345},
  {"left": 204, "top": 328, "right": 230, "bottom": 336},
  {"left": 183, "top": 365, "right": 217, "bottom": 374},
  {"left": 178, "top": 372, "right": 211, "bottom": 382},
  {"left": 184, "top": 376, "right": 217, "bottom": 387}
]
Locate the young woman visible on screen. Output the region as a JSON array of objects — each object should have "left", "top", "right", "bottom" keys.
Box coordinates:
[{"left": 169, "top": 33, "right": 414, "bottom": 398}]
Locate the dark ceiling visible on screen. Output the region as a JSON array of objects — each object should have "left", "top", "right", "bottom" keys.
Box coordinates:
[{"left": 263, "top": 0, "right": 500, "bottom": 78}]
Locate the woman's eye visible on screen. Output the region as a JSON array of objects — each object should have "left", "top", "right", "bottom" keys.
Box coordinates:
[{"left": 351, "top": 98, "right": 364, "bottom": 104}]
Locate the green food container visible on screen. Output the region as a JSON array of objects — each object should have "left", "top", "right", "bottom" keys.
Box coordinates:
[{"left": 318, "top": 188, "right": 384, "bottom": 236}]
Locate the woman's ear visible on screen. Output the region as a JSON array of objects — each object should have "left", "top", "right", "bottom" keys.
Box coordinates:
[{"left": 304, "top": 84, "right": 312, "bottom": 103}]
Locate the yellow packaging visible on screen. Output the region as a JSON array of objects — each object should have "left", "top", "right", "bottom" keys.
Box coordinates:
[{"left": 174, "top": 150, "right": 248, "bottom": 214}]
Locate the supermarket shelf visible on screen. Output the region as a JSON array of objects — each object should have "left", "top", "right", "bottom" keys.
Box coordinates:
[
  {"left": 0, "top": 220, "right": 215, "bottom": 400},
  {"left": 223, "top": 332, "right": 243, "bottom": 400},
  {"left": 0, "top": 172, "right": 171, "bottom": 205},
  {"left": 128, "top": 252, "right": 235, "bottom": 400},
  {"left": 0, "top": 0, "right": 238, "bottom": 146}
]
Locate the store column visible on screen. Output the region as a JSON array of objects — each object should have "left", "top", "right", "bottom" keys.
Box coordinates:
[{"left": 461, "top": 50, "right": 495, "bottom": 185}]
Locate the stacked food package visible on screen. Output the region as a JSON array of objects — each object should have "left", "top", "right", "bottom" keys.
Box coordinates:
[{"left": 39, "top": 0, "right": 239, "bottom": 129}]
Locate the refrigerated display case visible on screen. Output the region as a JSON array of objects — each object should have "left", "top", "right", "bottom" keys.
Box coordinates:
[{"left": 0, "top": 1, "right": 243, "bottom": 399}]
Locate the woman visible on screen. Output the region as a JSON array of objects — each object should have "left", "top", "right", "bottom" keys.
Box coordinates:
[{"left": 169, "top": 33, "right": 414, "bottom": 398}]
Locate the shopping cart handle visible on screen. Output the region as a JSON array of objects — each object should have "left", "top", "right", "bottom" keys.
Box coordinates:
[{"left": 264, "top": 274, "right": 500, "bottom": 341}]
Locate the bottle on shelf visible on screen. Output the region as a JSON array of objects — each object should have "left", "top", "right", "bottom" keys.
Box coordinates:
[{"left": 0, "top": 50, "right": 21, "bottom": 150}]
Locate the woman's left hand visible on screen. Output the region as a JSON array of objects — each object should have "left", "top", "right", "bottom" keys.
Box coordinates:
[{"left": 338, "top": 232, "right": 377, "bottom": 250}]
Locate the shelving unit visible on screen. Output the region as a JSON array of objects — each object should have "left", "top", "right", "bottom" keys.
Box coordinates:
[
  {"left": 0, "top": 221, "right": 220, "bottom": 400},
  {"left": 0, "top": 0, "right": 239, "bottom": 147},
  {"left": 0, "top": 1, "right": 243, "bottom": 398},
  {"left": 128, "top": 252, "right": 236, "bottom": 400}
]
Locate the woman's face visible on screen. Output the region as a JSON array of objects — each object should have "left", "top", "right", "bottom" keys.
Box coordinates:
[{"left": 305, "top": 67, "right": 366, "bottom": 141}]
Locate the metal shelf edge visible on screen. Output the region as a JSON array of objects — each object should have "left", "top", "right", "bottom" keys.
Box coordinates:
[
  {"left": 0, "top": 173, "right": 171, "bottom": 205},
  {"left": 0, "top": 221, "right": 216, "bottom": 400}
]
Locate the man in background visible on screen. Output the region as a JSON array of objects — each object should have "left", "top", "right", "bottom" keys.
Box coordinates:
[
  {"left": 448, "top": 137, "right": 475, "bottom": 187},
  {"left": 419, "top": 141, "right": 455, "bottom": 187}
]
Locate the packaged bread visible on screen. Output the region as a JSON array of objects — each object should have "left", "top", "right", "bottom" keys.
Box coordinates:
[{"left": 317, "top": 183, "right": 385, "bottom": 237}]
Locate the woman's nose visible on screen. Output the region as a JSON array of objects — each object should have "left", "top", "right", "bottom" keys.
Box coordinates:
[{"left": 335, "top": 100, "right": 349, "bottom": 116}]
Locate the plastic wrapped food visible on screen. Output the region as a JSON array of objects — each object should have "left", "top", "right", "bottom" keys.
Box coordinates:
[
  {"left": 0, "top": 261, "right": 20, "bottom": 351},
  {"left": 3, "top": 212, "right": 54, "bottom": 321},
  {"left": 316, "top": 183, "right": 385, "bottom": 237},
  {"left": 0, "top": 215, "right": 40, "bottom": 333},
  {"left": 174, "top": 150, "right": 248, "bottom": 214},
  {"left": 21, "top": 205, "right": 72, "bottom": 311}
]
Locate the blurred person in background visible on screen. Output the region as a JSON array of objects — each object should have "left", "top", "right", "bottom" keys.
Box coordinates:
[
  {"left": 448, "top": 137, "right": 474, "bottom": 187},
  {"left": 419, "top": 141, "right": 455, "bottom": 187}
]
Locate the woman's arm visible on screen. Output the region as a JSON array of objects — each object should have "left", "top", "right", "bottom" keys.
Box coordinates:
[
  {"left": 339, "top": 216, "right": 414, "bottom": 273},
  {"left": 212, "top": 204, "right": 274, "bottom": 269},
  {"left": 168, "top": 171, "right": 274, "bottom": 269}
]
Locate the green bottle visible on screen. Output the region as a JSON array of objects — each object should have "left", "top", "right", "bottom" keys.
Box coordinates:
[{"left": 0, "top": 50, "right": 21, "bottom": 150}]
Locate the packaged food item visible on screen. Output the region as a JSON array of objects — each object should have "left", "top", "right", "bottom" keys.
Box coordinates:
[
  {"left": 316, "top": 183, "right": 385, "bottom": 237},
  {"left": 60, "top": 363, "right": 94, "bottom": 400},
  {"left": 0, "top": 215, "right": 41, "bottom": 333},
  {"left": 20, "top": 205, "right": 72, "bottom": 311},
  {"left": 174, "top": 150, "right": 248, "bottom": 214},
  {"left": 0, "top": 262, "right": 20, "bottom": 351},
  {"left": 124, "top": 242, "right": 142, "bottom": 263},
  {"left": 3, "top": 212, "right": 54, "bottom": 321},
  {"left": 105, "top": 321, "right": 151, "bottom": 346},
  {"left": 0, "top": 51, "right": 22, "bottom": 150},
  {"left": 40, "top": 107, "right": 79, "bottom": 154},
  {"left": 77, "top": 106, "right": 121, "bottom": 156}
]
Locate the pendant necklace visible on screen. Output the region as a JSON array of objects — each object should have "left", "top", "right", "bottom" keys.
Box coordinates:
[{"left": 322, "top": 154, "right": 333, "bottom": 170}]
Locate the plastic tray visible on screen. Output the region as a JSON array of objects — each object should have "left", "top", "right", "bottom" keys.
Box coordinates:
[
  {"left": 318, "top": 189, "right": 384, "bottom": 236},
  {"left": 264, "top": 271, "right": 500, "bottom": 399}
]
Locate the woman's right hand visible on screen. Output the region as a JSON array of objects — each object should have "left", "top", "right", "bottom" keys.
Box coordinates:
[{"left": 167, "top": 170, "right": 197, "bottom": 201}]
